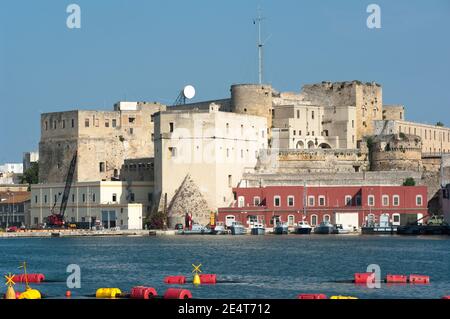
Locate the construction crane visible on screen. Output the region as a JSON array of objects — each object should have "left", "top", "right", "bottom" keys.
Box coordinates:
[{"left": 46, "top": 152, "right": 77, "bottom": 228}]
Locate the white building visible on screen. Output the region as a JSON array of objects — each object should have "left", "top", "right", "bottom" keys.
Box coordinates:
[
  {"left": 154, "top": 104, "right": 268, "bottom": 216},
  {"left": 30, "top": 181, "right": 153, "bottom": 230},
  {"left": 0, "top": 163, "right": 23, "bottom": 174}
]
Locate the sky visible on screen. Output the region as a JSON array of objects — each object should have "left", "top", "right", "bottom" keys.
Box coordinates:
[{"left": 0, "top": 0, "right": 449, "bottom": 163}]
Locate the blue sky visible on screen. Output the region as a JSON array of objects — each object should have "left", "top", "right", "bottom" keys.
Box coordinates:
[{"left": 1, "top": 0, "right": 449, "bottom": 163}]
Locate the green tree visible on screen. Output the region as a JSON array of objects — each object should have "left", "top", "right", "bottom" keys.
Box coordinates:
[
  {"left": 20, "top": 162, "right": 39, "bottom": 187},
  {"left": 403, "top": 177, "right": 416, "bottom": 186},
  {"left": 436, "top": 121, "right": 445, "bottom": 127}
]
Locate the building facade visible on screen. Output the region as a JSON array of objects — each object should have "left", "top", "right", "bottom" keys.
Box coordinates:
[
  {"left": 39, "top": 101, "right": 166, "bottom": 184},
  {"left": 218, "top": 185, "right": 428, "bottom": 230},
  {"left": 154, "top": 103, "right": 268, "bottom": 225},
  {"left": 0, "top": 191, "right": 31, "bottom": 228},
  {"left": 23, "top": 151, "right": 39, "bottom": 171},
  {"left": 30, "top": 181, "right": 153, "bottom": 229}
]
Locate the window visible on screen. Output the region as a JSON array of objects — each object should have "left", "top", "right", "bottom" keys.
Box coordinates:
[
  {"left": 95, "top": 119, "right": 99, "bottom": 127},
  {"left": 112, "top": 193, "right": 117, "bottom": 202},
  {"left": 35, "top": 196, "right": 38, "bottom": 203},
  {"left": 151, "top": 115, "right": 154, "bottom": 123},
  {"left": 288, "top": 196, "right": 295, "bottom": 207},
  {"left": 151, "top": 133, "right": 154, "bottom": 141},
  {"left": 112, "top": 119, "right": 117, "bottom": 127},
  {"left": 253, "top": 197, "right": 261, "bottom": 206},
  {"left": 72, "top": 194, "right": 75, "bottom": 202},
  {"left": 345, "top": 195, "right": 352, "bottom": 206},
  {"left": 293, "top": 130, "right": 296, "bottom": 136},
  {"left": 311, "top": 111, "right": 315, "bottom": 120},
  {"left": 416, "top": 195, "right": 423, "bottom": 206},
  {"left": 323, "top": 214, "right": 330, "bottom": 222},
  {"left": 368, "top": 195, "right": 375, "bottom": 206},
  {"left": 81, "top": 217, "right": 85, "bottom": 222},
  {"left": 92, "top": 193, "right": 96, "bottom": 202},
  {"left": 85, "top": 119, "right": 90, "bottom": 127},
  {"left": 129, "top": 128, "right": 134, "bottom": 135},
  {"left": 274, "top": 196, "right": 281, "bottom": 207},
  {"left": 308, "top": 196, "right": 315, "bottom": 207},
  {"left": 297, "top": 110, "right": 300, "bottom": 119},
  {"left": 311, "top": 215, "right": 318, "bottom": 226},
  {"left": 71, "top": 119, "right": 75, "bottom": 128},
  {"left": 53, "top": 121, "right": 57, "bottom": 129},
  {"left": 130, "top": 193, "right": 135, "bottom": 202},
  {"left": 382, "top": 195, "right": 389, "bottom": 206},
  {"left": 226, "top": 149, "right": 230, "bottom": 158},
  {"left": 54, "top": 194, "right": 57, "bottom": 203},
  {"left": 105, "top": 119, "right": 110, "bottom": 127},
  {"left": 99, "top": 162, "right": 105, "bottom": 172},
  {"left": 226, "top": 123, "right": 230, "bottom": 134},
  {"left": 82, "top": 194, "right": 86, "bottom": 202},
  {"left": 318, "top": 196, "right": 325, "bottom": 206},
  {"left": 238, "top": 196, "right": 245, "bottom": 208},
  {"left": 169, "top": 122, "right": 174, "bottom": 132},
  {"left": 34, "top": 217, "right": 39, "bottom": 225},
  {"left": 44, "top": 121, "right": 48, "bottom": 130},
  {"left": 393, "top": 195, "right": 400, "bottom": 206},
  {"left": 228, "top": 175, "right": 232, "bottom": 187},
  {"left": 129, "top": 117, "right": 135, "bottom": 124},
  {"left": 44, "top": 195, "right": 47, "bottom": 203},
  {"left": 288, "top": 215, "right": 295, "bottom": 226},
  {"left": 169, "top": 147, "right": 177, "bottom": 157},
  {"left": 352, "top": 120, "right": 354, "bottom": 128},
  {"left": 392, "top": 213, "right": 401, "bottom": 226},
  {"left": 62, "top": 120, "right": 66, "bottom": 129}
]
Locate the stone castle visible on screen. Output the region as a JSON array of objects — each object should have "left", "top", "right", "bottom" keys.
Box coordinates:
[{"left": 31, "top": 81, "right": 450, "bottom": 228}]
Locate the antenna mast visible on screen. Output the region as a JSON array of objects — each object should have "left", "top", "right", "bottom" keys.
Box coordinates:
[{"left": 255, "top": 6, "right": 264, "bottom": 84}]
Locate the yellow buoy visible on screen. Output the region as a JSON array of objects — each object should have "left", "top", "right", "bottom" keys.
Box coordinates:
[
  {"left": 18, "top": 289, "right": 42, "bottom": 300},
  {"left": 193, "top": 273, "right": 201, "bottom": 285},
  {"left": 95, "top": 288, "right": 122, "bottom": 299},
  {"left": 330, "top": 295, "right": 358, "bottom": 299},
  {"left": 5, "top": 286, "right": 16, "bottom": 299}
]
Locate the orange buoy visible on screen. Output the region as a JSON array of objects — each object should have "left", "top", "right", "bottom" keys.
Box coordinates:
[
  {"left": 65, "top": 290, "right": 72, "bottom": 297},
  {"left": 297, "top": 294, "right": 327, "bottom": 300},
  {"left": 163, "top": 288, "right": 192, "bottom": 299},
  {"left": 164, "top": 276, "right": 186, "bottom": 285},
  {"left": 385, "top": 274, "right": 408, "bottom": 284},
  {"left": 354, "top": 273, "right": 375, "bottom": 284},
  {"left": 199, "top": 274, "right": 217, "bottom": 284},
  {"left": 409, "top": 275, "right": 430, "bottom": 284},
  {"left": 130, "top": 286, "right": 157, "bottom": 299}
]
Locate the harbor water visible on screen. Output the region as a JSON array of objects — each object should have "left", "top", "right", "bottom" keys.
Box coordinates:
[{"left": 1, "top": 235, "right": 449, "bottom": 299}]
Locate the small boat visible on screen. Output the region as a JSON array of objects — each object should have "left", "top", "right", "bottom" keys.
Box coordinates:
[
  {"left": 250, "top": 223, "right": 265, "bottom": 235},
  {"left": 314, "top": 221, "right": 334, "bottom": 234},
  {"left": 230, "top": 221, "right": 246, "bottom": 235},
  {"left": 273, "top": 222, "right": 288, "bottom": 235},
  {"left": 210, "top": 223, "right": 226, "bottom": 235},
  {"left": 332, "top": 224, "right": 351, "bottom": 234},
  {"left": 294, "top": 221, "right": 312, "bottom": 234},
  {"left": 179, "top": 223, "right": 208, "bottom": 235}
]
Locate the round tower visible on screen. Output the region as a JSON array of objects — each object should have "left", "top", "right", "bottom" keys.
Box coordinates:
[{"left": 230, "top": 84, "right": 273, "bottom": 130}]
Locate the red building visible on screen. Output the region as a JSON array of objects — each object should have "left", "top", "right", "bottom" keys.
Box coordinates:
[{"left": 218, "top": 185, "right": 428, "bottom": 229}]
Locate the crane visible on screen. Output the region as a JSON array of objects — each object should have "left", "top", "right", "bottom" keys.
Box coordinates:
[{"left": 46, "top": 151, "right": 77, "bottom": 228}]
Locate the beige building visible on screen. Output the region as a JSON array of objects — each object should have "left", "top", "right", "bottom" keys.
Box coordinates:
[
  {"left": 154, "top": 103, "right": 268, "bottom": 224},
  {"left": 375, "top": 105, "right": 450, "bottom": 154},
  {"left": 30, "top": 181, "right": 153, "bottom": 229},
  {"left": 39, "top": 101, "right": 166, "bottom": 183}
]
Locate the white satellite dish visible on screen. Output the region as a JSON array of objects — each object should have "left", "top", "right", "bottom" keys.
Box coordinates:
[{"left": 183, "top": 85, "right": 196, "bottom": 100}]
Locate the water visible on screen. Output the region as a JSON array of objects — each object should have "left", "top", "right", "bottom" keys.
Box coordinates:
[{"left": 1, "top": 235, "right": 449, "bottom": 299}]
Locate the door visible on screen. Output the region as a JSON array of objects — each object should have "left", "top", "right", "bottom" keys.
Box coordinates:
[{"left": 225, "top": 215, "right": 235, "bottom": 228}]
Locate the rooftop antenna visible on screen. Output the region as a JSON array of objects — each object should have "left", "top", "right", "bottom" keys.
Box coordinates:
[
  {"left": 254, "top": 6, "right": 267, "bottom": 84},
  {"left": 173, "top": 85, "right": 196, "bottom": 106}
]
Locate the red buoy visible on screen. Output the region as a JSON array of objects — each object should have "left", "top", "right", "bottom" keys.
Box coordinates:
[
  {"left": 130, "top": 286, "right": 157, "bottom": 299},
  {"left": 199, "top": 274, "right": 217, "bottom": 284},
  {"left": 297, "top": 294, "right": 327, "bottom": 300},
  {"left": 385, "top": 274, "right": 408, "bottom": 284},
  {"left": 12, "top": 274, "right": 45, "bottom": 283},
  {"left": 65, "top": 290, "right": 72, "bottom": 298},
  {"left": 442, "top": 296, "right": 450, "bottom": 299},
  {"left": 164, "top": 276, "right": 186, "bottom": 285},
  {"left": 163, "top": 288, "right": 192, "bottom": 299},
  {"left": 354, "top": 273, "right": 375, "bottom": 284},
  {"left": 409, "top": 275, "right": 430, "bottom": 284}
]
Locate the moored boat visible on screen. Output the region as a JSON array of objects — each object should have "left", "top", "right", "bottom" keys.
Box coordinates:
[
  {"left": 331, "top": 224, "right": 351, "bottom": 234},
  {"left": 179, "top": 223, "right": 208, "bottom": 235},
  {"left": 294, "top": 221, "right": 312, "bottom": 234},
  {"left": 250, "top": 223, "right": 265, "bottom": 235},
  {"left": 230, "top": 221, "right": 246, "bottom": 235},
  {"left": 273, "top": 222, "right": 288, "bottom": 235},
  {"left": 314, "top": 221, "right": 333, "bottom": 234}
]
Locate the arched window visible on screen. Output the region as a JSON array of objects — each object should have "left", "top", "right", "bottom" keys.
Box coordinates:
[
  {"left": 323, "top": 214, "right": 331, "bottom": 222},
  {"left": 288, "top": 215, "right": 295, "bottom": 226},
  {"left": 238, "top": 196, "right": 245, "bottom": 208},
  {"left": 311, "top": 215, "right": 318, "bottom": 226},
  {"left": 296, "top": 141, "right": 304, "bottom": 149}
]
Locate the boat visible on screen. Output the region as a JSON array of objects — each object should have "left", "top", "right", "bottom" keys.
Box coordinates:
[
  {"left": 294, "top": 221, "right": 312, "bottom": 234},
  {"left": 230, "top": 221, "right": 246, "bottom": 235},
  {"left": 179, "top": 223, "right": 208, "bottom": 235},
  {"left": 250, "top": 223, "right": 265, "bottom": 235},
  {"left": 273, "top": 222, "right": 289, "bottom": 235},
  {"left": 210, "top": 223, "right": 226, "bottom": 235},
  {"left": 314, "top": 221, "right": 334, "bottom": 234},
  {"left": 331, "top": 224, "right": 351, "bottom": 234}
]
